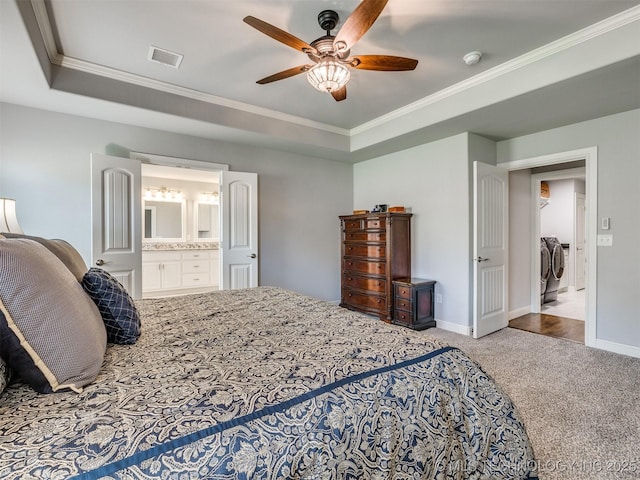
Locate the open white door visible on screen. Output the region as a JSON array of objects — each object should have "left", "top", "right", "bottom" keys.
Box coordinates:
[
  {"left": 91, "top": 153, "right": 142, "bottom": 299},
  {"left": 575, "top": 193, "right": 586, "bottom": 290},
  {"left": 220, "top": 171, "right": 258, "bottom": 289},
  {"left": 473, "top": 161, "right": 508, "bottom": 338}
]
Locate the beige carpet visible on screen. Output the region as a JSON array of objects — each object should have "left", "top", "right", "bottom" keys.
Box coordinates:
[{"left": 424, "top": 327, "right": 640, "bottom": 480}]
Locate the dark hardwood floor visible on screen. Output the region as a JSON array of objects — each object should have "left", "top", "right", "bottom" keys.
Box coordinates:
[{"left": 509, "top": 313, "right": 585, "bottom": 343}]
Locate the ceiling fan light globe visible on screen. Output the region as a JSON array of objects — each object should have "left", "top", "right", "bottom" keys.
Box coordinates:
[{"left": 306, "top": 60, "right": 350, "bottom": 93}]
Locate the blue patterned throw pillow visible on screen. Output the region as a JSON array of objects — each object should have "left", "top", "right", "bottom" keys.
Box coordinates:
[
  {"left": 0, "top": 355, "right": 11, "bottom": 397},
  {"left": 81, "top": 268, "right": 141, "bottom": 345}
]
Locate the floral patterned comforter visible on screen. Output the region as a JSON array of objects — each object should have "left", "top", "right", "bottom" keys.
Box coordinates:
[{"left": 0, "top": 287, "right": 537, "bottom": 479}]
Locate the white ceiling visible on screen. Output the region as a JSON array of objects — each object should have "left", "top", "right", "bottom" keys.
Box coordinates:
[{"left": 1, "top": 0, "right": 639, "bottom": 162}]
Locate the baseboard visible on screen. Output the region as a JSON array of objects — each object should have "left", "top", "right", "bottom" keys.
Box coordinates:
[
  {"left": 508, "top": 306, "right": 531, "bottom": 320},
  {"left": 594, "top": 338, "right": 640, "bottom": 359},
  {"left": 435, "top": 319, "right": 473, "bottom": 336}
]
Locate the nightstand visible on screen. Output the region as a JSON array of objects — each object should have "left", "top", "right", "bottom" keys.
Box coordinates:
[{"left": 392, "top": 278, "right": 436, "bottom": 330}]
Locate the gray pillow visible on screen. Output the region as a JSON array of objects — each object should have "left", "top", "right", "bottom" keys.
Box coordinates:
[
  {"left": 0, "top": 233, "right": 88, "bottom": 281},
  {"left": 0, "top": 238, "right": 106, "bottom": 393}
]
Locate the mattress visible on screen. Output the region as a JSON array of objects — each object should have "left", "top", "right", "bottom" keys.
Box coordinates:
[{"left": 0, "top": 286, "right": 537, "bottom": 479}]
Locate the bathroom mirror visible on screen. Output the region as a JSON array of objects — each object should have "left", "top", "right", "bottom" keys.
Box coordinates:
[
  {"left": 143, "top": 199, "right": 186, "bottom": 241},
  {"left": 196, "top": 201, "right": 219, "bottom": 241}
]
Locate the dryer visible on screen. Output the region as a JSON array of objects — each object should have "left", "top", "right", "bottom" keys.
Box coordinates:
[
  {"left": 543, "top": 236, "right": 565, "bottom": 303},
  {"left": 540, "top": 238, "right": 551, "bottom": 304}
]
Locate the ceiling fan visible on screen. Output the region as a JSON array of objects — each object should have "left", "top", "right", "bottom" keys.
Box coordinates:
[{"left": 243, "top": 0, "right": 418, "bottom": 102}]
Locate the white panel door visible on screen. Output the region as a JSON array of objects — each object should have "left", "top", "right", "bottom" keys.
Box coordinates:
[
  {"left": 91, "top": 153, "right": 142, "bottom": 299},
  {"left": 220, "top": 171, "right": 258, "bottom": 289},
  {"left": 575, "top": 193, "right": 586, "bottom": 290},
  {"left": 473, "top": 161, "right": 509, "bottom": 338}
]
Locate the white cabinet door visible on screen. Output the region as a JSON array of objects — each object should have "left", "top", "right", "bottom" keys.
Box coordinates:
[
  {"left": 142, "top": 262, "right": 162, "bottom": 291},
  {"left": 162, "top": 261, "right": 182, "bottom": 289},
  {"left": 210, "top": 250, "right": 220, "bottom": 287}
]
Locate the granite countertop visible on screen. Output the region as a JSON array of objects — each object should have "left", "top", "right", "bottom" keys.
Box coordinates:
[{"left": 142, "top": 242, "right": 219, "bottom": 251}]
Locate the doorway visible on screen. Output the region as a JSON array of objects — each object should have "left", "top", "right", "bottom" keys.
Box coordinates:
[{"left": 500, "top": 147, "right": 597, "bottom": 347}]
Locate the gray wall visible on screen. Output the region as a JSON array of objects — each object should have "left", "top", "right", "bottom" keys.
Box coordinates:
[
  {"left": 497, "top": 109, "right": 640, "bottom": 348},
  {"left": 508, "top": 169, "right": 534, "bottom": 312},
  {"left": 0, "top": 102, "right": 353, "bottom": 302},
  {"left": 354, "top": 133, "right": 472, "bottom": 330}
]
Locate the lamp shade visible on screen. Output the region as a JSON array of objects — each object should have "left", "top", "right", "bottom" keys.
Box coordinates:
[{"left": 0, "top": 198, "right": 24, "bottom": 234}]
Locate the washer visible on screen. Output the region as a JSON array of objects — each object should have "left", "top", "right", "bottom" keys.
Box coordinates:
[
  {"left": 540, "top": 238, "right": 551, "bottom": 304},
  {"left": 543, "top": 236, "right": 565, "bottom": 303}
]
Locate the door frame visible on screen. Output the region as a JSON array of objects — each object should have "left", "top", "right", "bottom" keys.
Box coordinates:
[
  {"left": 530, "top": 167, "right": 586, "bottom": 312},
  {"left": 500, "top": 147, "right": 597, "bottom": 348}
]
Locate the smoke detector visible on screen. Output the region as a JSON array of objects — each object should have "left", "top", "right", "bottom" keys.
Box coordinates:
[
  {"left": 463, "top": 51, "right": 482, "bottom": 66},
  {"left": 148, "top": 46, "right": 183, "bottom": 69}
]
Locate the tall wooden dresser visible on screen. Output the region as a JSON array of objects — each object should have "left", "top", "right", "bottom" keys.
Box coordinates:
[{"left": 339, "top": 212, "right": 412, "bottom": 321}]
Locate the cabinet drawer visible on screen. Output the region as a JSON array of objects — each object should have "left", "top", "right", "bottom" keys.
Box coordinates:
[
  {"left": 344, "top": 231, "right": 385, "bottom": 242},
  {"left": 343, "top": 275, "right": 386, "bottom": 293},
  {"left": 142, "top": 251, "right": 182, "bottom": 262},
  {"left": 183, "top": 260, "right": 210, "bottom": 274},
  {"left": 343, "top": 259, "right": 386, "bottom": 275},
  {"left": 364, "top": 218, "right": 384, "bottom": 230},
  {"left": 182, "top": 273, "right": 210, "bottom": 287},
  {"left": 182, "top": 251, "right": 211, "bottom": 261},
  {"left": 394, "top": 284, "right": 413, "bottom": 300},
  {"left": 342, "top": 289, "right": 387, "bottom": 312},
  {"left": 395, "top": 297, "right": 412, "bottom": 311},
  {"left": 343, "top": 219, "right": 363, "bottom": 231},
  {"left": 344, "top": 244, "right": 385, "bottom": 258},
  {"left": 394, "top": 309, "right": 413, "bottom": 324}
]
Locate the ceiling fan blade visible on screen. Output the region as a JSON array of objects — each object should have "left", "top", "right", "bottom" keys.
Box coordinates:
[
  {"left": 244, "top": 16, "right": 317, "bottom": 55},
  {"left": 333, "top": 0, "right": 388, "bottom": 52},
  {"left": 331, "top": 86, "right": 347, "bottom": 102},
  {"left": 351, "top": 55, "right": 418, "bottom": 71},
  {"left": 256, "top": 65, "right": 313, "bottom": 84}
]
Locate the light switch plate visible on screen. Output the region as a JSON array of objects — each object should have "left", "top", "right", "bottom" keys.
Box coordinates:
[
  {"left": 601, "top": 217, "right": 610, "bottom": 230},
  {"left": 597, "top": 234, "right": 613, "bottom": 246}
]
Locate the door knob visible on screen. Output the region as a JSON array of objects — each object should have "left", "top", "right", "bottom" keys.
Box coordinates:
[
  {"left": 95, "top": 259, "right": 106, "bottom": 266},
  {"left": 248, "top": 253, "right": 257, "bottom": 259},
  {"left": 477, "top": 256, "right": 489, "bottom": 262}
]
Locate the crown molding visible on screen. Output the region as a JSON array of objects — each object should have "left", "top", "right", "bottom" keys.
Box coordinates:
[
  {"left": 351, "top": 5, "right": 640, "bottom": 136},
  {"left": 29, "top": 0, "right": 350, "bottom": 137},
  {"left": 29, "top": 0, "right": 640, "bottom": 142}
]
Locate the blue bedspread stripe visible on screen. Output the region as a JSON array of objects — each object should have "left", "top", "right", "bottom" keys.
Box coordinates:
[{"left": 73, "top": 345, "right": 457, "bottom": 479}]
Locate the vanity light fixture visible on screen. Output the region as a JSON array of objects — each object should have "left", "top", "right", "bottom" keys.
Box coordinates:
[
  {"left": 199, "top": 192, "right": 219, "bottom": 203},
  {"left": 145, "top": 187, "right": 183, "bottom": 201},
  {"left": 0, "top": 198, "right": 23, "bottom": 233}
]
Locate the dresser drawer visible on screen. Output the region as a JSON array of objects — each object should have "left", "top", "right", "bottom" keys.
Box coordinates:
[
  {"left": 343, "top": 259, "right": 386, "bottom": 275},
  {"left": 182, "top": 251, "right": 211, "bottom": 261},
  {"left": 394, "top": 297, "right": 413, "bottom": 311},
  {"left": 343, "top": 219, "right": 363, "bottom": 231},
  {"left": 394, "top": 309, "right": 413, "bottom": 324},
  {"left": 342, "top": 274, "right": 386, "bottom": 293},
  {"left": 394, "top": 284, "right": 413, "bottom": 300},
  {"left": 182, "top": 273, "right": 211, "bottom": 287},
  {"left": 344, "top": 244, "right": 386, "bottom": 258},
  {"left": 344, "top": 231, "right": 385, "bottom": 242},
  {"left": 341, "top": 289, "right": 387, "bottom": 312},
  {"left": 364, "top": 218, "right": 385, "bottom": 230},
  {"left": 182, "top": 260, "right": 210, "bottom": 274}
]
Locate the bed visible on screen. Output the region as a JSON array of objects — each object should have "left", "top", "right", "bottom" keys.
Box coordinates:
[{"left": 1, "top": 281, "right": 538, "bottom": 479}]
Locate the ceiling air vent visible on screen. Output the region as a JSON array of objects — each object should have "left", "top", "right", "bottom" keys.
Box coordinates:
[{"left": 148, "top": 46, "right": 183, "bottom": 69}]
